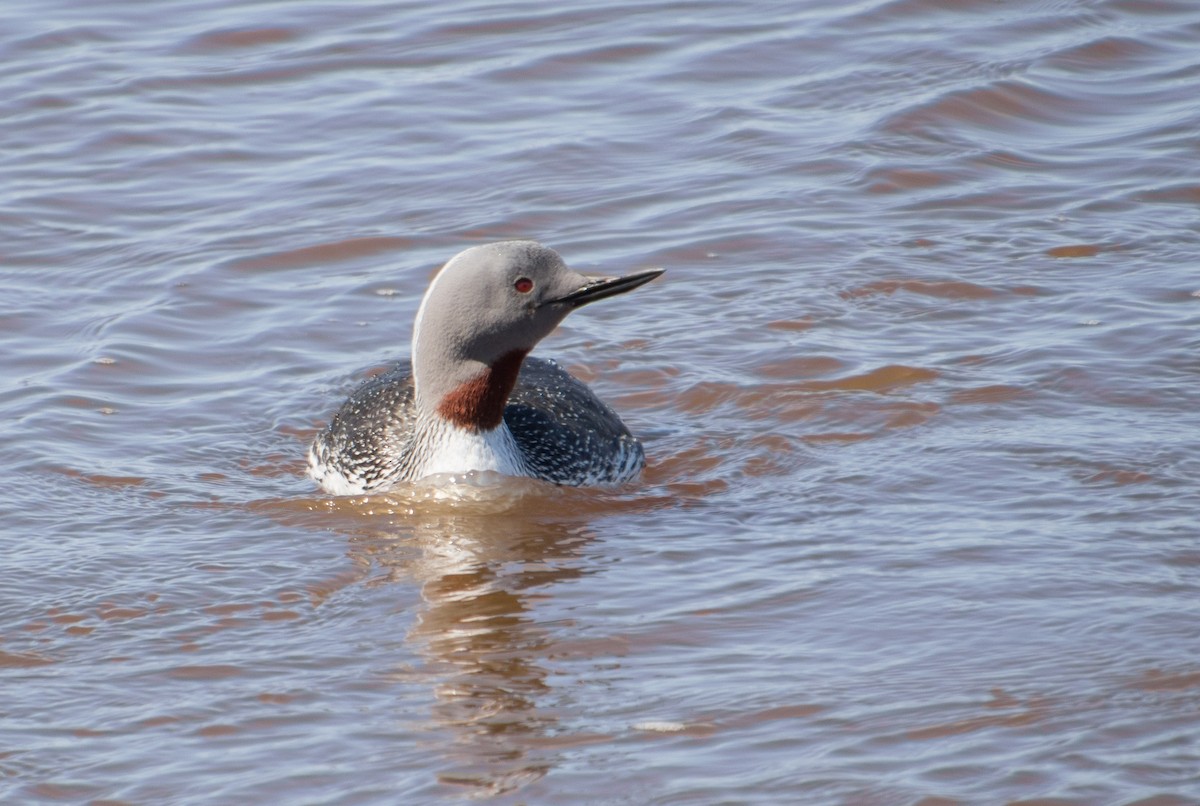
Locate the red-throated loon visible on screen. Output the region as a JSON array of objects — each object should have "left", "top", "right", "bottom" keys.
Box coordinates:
[{"left": 307, "top": 241, "right": 663, "bottom": 494}]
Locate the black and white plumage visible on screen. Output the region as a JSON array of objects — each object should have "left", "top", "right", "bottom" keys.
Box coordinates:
[
  {"left": 307, "top": 241, "right": 662, "bottom": 495},
  {"left": 308, "top": 357, "right": 644, "bottom": 492}
]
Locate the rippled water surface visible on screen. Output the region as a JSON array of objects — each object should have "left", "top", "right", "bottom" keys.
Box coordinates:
[{"left": 4, "top": 0, "right": 1200, "bottom": 802}]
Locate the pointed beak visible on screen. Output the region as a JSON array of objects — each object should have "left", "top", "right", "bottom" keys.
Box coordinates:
[{"left": 545, "top": 268, "right": 665, "bottom": 309}]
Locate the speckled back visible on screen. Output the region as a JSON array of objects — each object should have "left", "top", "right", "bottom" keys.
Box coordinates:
[{"left": 505, "top": 357, "right": 644, "bottom": 486}]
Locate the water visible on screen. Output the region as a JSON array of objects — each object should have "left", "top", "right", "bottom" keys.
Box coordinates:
[{"left": 3, "top": 0, "right": 1200, "bottom": 802}]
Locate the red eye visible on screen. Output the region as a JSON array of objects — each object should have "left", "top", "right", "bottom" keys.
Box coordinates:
[{"left": 514, "top": 277, "right": 534, "bottom": 293}]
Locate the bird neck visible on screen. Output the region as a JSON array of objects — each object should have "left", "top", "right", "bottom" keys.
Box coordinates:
[{"left": 418, "top": 348, "right": 529, "bottom": 432}]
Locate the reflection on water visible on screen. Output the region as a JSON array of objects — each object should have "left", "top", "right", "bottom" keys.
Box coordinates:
[{"left": 339, "top": 486, "right": 602, "bottom": 797}]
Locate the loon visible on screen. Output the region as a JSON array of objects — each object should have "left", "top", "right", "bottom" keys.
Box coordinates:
[{"left": 307, "top": 241, "right": 664, "bottom": 495}]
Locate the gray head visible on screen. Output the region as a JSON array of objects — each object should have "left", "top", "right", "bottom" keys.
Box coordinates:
[{"left": 411, "top": 241, "right": 662, "bottom": 430}]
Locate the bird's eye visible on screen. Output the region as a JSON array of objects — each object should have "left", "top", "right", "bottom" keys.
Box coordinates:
[{"left": 514, "top": 277, "right": 534, "bottom": 293}]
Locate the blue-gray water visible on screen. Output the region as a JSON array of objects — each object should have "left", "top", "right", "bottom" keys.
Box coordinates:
[{"left": 3, "top": 0, "right": 1200, "bottom": 803}]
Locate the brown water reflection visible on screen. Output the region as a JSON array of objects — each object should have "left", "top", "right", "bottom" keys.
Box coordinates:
[{"left": 324, "top": 491, "right": 608, "bottom": 797}]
